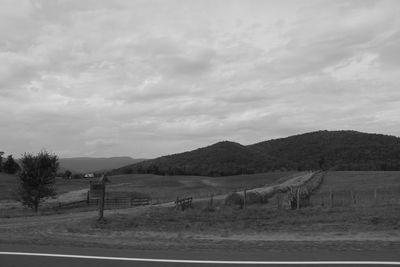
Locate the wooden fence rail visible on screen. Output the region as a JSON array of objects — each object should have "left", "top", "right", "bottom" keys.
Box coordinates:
[
  {"left": 54, "top": 200, "right": 88, "bottom": 210},
  {"left": 88, "top": 196, "right": 151, "bottom": 208}
]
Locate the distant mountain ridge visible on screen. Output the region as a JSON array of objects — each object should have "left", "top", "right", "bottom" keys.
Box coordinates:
[
  {"left": 59, "top": 157, "right": 145, "bottom": 173},
  {"left": 110, "top": 130, "right": 400, "bottom": 176}
]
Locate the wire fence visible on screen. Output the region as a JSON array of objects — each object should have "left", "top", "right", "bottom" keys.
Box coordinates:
[{"left": 309, "top": 186, "right": 400, "bottom": 208}]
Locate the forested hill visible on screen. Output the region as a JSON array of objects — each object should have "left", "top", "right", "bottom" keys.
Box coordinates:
[
  {"left": 248, "top": 130, "right": 400, "bottom": 171},
  {"left": 111, "top": 130, "right": 400, "bottom": 176},
  {"left": 111, "top": 141, "right": 294, "bottom": 176},
  {"left": 59, "top": 157, "right": 145, "bottom": 173}
]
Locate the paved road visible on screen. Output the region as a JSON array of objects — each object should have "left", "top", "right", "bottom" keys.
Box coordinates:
[{"left": 1, "top": 244, "right": 399, "bottom": 267}]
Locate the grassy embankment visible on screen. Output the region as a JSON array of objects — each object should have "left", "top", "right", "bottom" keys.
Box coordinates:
[{"left": 79, "top": 171, "right": 400, "bottom": 234}]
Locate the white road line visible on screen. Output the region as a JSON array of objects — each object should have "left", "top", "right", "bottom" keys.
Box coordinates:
[{"left": 0, "top": 252, "right": 399, "bottom": 265}]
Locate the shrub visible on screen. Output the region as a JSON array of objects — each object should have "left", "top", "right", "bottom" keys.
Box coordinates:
[
  {"left": 3, "top": 155, "right": 20, "bottom": 174},
  {"left": 245, "top": 191, "right": 263, "bottom": 204},
  {"left": 225, "top": 192, "right": 243, "bottom": 207}
]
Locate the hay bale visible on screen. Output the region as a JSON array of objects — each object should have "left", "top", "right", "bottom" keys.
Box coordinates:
[{"left": 225, "top": 192, "right": 244, "bottom": 207}]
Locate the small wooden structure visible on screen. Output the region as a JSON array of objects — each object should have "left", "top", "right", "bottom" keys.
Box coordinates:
[{"left": 89, "top": 175, "right": 109, "bottom": 221}]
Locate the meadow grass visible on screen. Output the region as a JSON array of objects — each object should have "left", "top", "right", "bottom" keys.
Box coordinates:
[
  {"left": 0, "top": 172, "right": 298, "bottom": 201},
  {"left": 78, "top": 171, "right": 400, "bottom": 234},
  {"left": 82, "top": 202, "right": 400, "bottom": 234},
  {"left": 309, "top": 171, "right": 400, "bottom": 207},
  {"left": 104, "top": 171, "right": 298, "bottom": 202},
  {"left": 318, "top": 171, "right": 400, "bottom": 191}
]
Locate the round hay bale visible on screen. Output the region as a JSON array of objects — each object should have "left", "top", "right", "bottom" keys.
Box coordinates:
[
  {"left": 245, "top": 191, "right": 262, "bottom": 204},
  {"left": 225, "top": 192, "right": 244, "bottom": 207}
]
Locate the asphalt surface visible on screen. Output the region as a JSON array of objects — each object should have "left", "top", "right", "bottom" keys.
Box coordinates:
[{"left": 1, "top": 244, "right": 399, "bottom": 267}]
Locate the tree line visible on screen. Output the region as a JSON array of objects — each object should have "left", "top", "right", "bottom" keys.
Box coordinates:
[{"left": 0, "top": 152, "right": 20, "bottom": 174}]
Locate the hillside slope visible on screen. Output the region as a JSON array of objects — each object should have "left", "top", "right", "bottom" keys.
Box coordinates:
[
  {"left": 60, "top": 157, "right": 145, "bottom": 173},
  {"left": 112, "top": 141, "right": 293, "bottom": 176},
  {"left": 112, "top": 130, "right": 400, "bottom": 176}
]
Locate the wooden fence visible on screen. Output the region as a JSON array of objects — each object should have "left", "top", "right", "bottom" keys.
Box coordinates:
[
  {"left": 86, "top": 190, "right": 151, "bottom": 209},
  {"left": 52, "top": 197, "right": 151, "bottom": 211},
  {"left": 88, "top": 196, "right": 151, "bottom": 208},
  {"left": 49, "top": 191, "right": 152, "bottom": 210},
  {"left": 53, "top": 200, "right": 88, "bottom": 210}
]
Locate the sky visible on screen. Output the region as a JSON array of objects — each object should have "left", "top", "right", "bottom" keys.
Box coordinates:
[{"left": 1, "top": 0, "right": 400, "bottom": 159}]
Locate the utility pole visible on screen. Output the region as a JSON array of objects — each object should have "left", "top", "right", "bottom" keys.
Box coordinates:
[{"left": 98, "top": 174, "right": 108, "bottom": 221}]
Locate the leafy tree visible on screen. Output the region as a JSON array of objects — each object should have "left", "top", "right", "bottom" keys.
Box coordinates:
[
  {"left": 0, "top": 151, "right": 4, "bottom": 172},
  {"left": 17, "top": 151, "right": 59, "bottom": 212},
  {"left": 318, "top": 155, "right": 326, "bottom": 170},
  {"left": 3, "top": 155, "right": 20, "bottom": 174},
  {"left": 63, "top": 170, "right": 72, "bottom": 179}
]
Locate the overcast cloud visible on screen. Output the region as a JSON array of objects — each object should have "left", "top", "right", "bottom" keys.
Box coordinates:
[{"left": 1, "top": 0, "right": 400, "bottom": 158}]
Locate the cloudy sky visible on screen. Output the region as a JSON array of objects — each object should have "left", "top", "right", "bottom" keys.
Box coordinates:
[{"left": 1, "top": 0, "right": 400, "bottom": 158}]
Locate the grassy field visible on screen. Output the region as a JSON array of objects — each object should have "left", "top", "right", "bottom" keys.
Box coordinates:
[
  {"left": 79, "top": 171, "right": 400, "bottom": 235},
  {"left": 104, "top": 171, "right": 299, "bottom": 202},
  {"left": 83, "top": 204, "right": 400, "bottom": 234},
  {"left": 317, "top": 171, "right": 400, "bottom": 191},
  {"left": 0, "top": 171, "right": 299, "bottom": 217},
  {"left": 0, "top": 171, "right": 299, "bottom": 201},
  {"left": 2, "top": 171, "right": 399, "bottom": 216},
  {"left": 0, "top": 171, "right": 400, "bottom": 251},
  {"left": 68, "top": 171, "right": 400, "bottom": 234}
]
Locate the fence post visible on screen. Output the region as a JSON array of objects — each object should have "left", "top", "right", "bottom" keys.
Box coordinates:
[
  {"left": 351, "top": 190, "right": 356, "bottom": 206},
  {"left": 98, "top": 183, "right": 105, "bottom": 221},
  {"left": 350, "top": 190, "right": 353, "bottom": 207},
  {"left": 296, "top": 188, "right": 300, "bottom": 209},
  {"left": 277, "top": 193, "right": 281, "bottom": 210},
  {"left": 243, "top": 189, "right": 247, "bottom": 209},
  {"left": 329, "top": 189, "right": 333, "bottom": 208}
]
